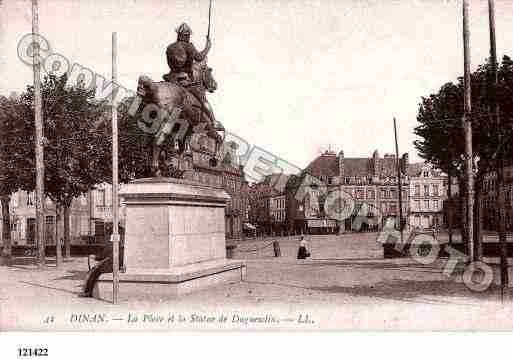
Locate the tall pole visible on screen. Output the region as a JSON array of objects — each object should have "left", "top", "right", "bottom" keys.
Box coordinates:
[
  {"left": 32, "top": 0, "right": 45, "bottom": 267},
  {"left": 462, "top": 0, "right": 474, "bottom": 261},
  {"left": 447, "top": 169, "right": 453, "bottom": 245},
  {"left": 393, "top": 118, "right": 404, "bottom": 241},
  {"left": 488, "top": 0, "right": 508, "bottom": 298},
  {"left": 111, "top": 32, "right": 120, "bottom": 304}
]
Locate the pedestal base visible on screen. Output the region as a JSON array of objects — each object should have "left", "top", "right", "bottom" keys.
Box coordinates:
[{"left": 94, "top": 259, "right": 245, "bottom": 301}]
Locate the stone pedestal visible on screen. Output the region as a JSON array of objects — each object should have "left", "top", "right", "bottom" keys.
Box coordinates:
[{"left": 94, "top": 177, "right": 245, "bottom": 301}]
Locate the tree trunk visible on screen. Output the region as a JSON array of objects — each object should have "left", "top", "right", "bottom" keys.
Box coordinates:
[
  {"left": 473, "top": 173, "right": 483, "bottom": 261},
  {"left": 497, "top": 164, "right": 509, "bottom": 292},
  {"left": 1, "top": 195, "right": 12, "bottom": 265},
  {"left": 55, "top": 204, "right": 62, "bottom": 267},
  {"left": 459, "top": 176, "right": 469, "bottom": 254},
  {"left": 447, "top": 171, "right": 453, "bottom": 245},
  {"left": 63, "top": 203, "right": 71, "bottom": 258}
]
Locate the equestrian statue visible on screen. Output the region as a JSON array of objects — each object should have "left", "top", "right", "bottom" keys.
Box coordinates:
[{"left": 136, "top": 21, "right": 225, "bottom": 176}]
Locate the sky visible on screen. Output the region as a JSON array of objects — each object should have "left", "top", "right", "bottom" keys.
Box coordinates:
[{"left": 2, "top": 0, "right": 513, "bottom": 171}]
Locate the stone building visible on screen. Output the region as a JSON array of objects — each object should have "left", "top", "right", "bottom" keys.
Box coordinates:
[
  {"left": 1, "top": 190, "right": 90, "bottom": 246},
  {"left": 286, "top": 149, "right": 410, "bottom": 233},
  {"left": 407, "top": 163, "right": 449, "bottom": 229},
  {"left": 246, "top": 174, "right": 289, "bottom": 235}
]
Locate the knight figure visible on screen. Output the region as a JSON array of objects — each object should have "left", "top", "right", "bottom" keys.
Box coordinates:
[
  {"left": 164, "top": 23, "right": 211, "bottom": 87},
  {"left": 162, "top": 22, "right": 220, "bottom": 140},
  {"left": 136, "top": 21, "right": 224, "bottom": 176}
]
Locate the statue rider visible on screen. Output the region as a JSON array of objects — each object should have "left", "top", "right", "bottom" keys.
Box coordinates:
[
  {"left": 163, "top": 22, "right": 222, "bottom": 149},
  {"left": 164, "top": 22, "right": 211, "bottom": 86}
]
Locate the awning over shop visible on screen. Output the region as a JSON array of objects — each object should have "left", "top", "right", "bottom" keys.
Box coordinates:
[{"left": 307, "top": 219, "right": 337, "bottom": 228}]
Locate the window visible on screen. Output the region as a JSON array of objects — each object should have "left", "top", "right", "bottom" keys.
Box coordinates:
[
  {"left": 381, "top": 189, "right": 387, "bottom": 199},
  {"left": 424, "top": 185, "right": 430, "bottom": 196},
  {"left": 97, "top": 189, "right": 106, "bottom": 207},
  {"left": 414, "top": 185, "right": 420, "bottom": 196},
  {"left": 423, "top": 171, "right": 429, "bottom": 178},
  {"left": 45, "top": 216, "right": 55, "bottom": 244},
  {"left": 415, "top": 200, "right": 421, "bottom": 211},
  {"left": 424, "top": 200, "right": 430, "bottom": 209},
  {"left": 27, "top": 192, "right": 34, "bottom": 206},
  {"left": 390, "top": 189, "right": 397, "bottom": 199},
  {"left": 367, "top": 189, "right": 375, "bottom": 199},
  {"left": 433, "top": 200, "right": 439, "bottom": 210},
  {"left": 390, "top": 202, "right": 397, "bottom": 213},
  {"left": 356, "top": 189, "right": 364, "bottom": 199},
  {"left": 433, "top": 184, "right": 439, "bottom": 196}
]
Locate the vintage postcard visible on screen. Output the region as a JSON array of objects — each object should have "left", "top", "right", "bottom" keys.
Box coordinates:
[{"left": 2, "top": 0, "right": 513, "bottom": 338}]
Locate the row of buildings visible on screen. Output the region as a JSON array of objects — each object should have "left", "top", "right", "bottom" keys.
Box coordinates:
[
  {"left": 0, "top": 137, "right": 249, "bottom": 246},
  {"left": 246, "top": 149, "right": 458, "bottom": 235},
  {"left": 4, "top": 145, "right": 513, "bottom": 245}
]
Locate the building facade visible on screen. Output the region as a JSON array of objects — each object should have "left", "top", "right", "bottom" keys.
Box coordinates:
[
  {"left": 246, "top": 174, "right": 289, "bottom": 235},
  {"left": 407, "top": 163, "right": 448, "bottom": 229},
  {"left": 286, "top": 149, "right": 410, "bottom": 233},
  {"left": 1, "top": 190, "right": 91, "bottom": 246}
]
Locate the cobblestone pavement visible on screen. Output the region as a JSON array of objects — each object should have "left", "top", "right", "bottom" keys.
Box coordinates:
[{"left": 2, "top": 233, "right": 513, "bottom": 331}]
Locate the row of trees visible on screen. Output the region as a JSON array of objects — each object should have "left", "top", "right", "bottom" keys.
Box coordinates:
[
  {"left": 414, "top": 55, "right": 513, "bottom": 255},
  {"left": 0, "top": 73, "right": 180, "bottom": 265}
]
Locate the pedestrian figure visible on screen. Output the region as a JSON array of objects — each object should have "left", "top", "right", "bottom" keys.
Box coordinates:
[
  {"left": 79, "top": 227, "right": 124, "bottom": 298},
  {"left": 297, "top": 236, "right": 310, "bottom": 260}
]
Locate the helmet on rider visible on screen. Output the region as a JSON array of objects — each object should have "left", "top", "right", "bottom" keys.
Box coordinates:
[{"left": 176, "top": 23, "right": 192, "bottom": 41}]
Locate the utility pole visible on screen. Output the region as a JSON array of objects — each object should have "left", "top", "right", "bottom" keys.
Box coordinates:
[
  {"left": 447, "top": 149, "right": 454, "bottom": 245},
  {"left": 488, "top": 0, "right": 508, "bottom": 298},
  {"left": 32, "top": 0, "right": 45, "bottom": 267},
  {"left": 393, "top": 118, "right": 404, "bottom": 241},
  {"left": 111, "top": 32, "right": 120, "bottom": 304},
  {"left": 462, "top": 0, "right": 474, "bottom": 261}
]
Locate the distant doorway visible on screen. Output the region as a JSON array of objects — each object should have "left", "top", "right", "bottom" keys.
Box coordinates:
[{"left": 26, "top": 218, "right": 36, "bottom": 245}]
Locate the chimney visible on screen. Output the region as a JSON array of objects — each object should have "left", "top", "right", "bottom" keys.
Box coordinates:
[
  {"left": 338, "top": 150, "right": 344, "bottom": 178},
  {"left": 402, "top": 153, "right": 409, "bottom": 174},
  {"left": 372, "top": 150, "right": 379, "bottom": 176}
]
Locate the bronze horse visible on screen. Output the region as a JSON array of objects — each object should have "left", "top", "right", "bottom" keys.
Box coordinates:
[{"left": 137, "top": 60, "right": 224, "bottom": 176}]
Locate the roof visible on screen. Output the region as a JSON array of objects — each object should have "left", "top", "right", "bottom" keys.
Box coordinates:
[
  {"left": 343, "top": 158, "right": 372, "bottom": 177},
  {"left": 304, "top": 153, "right": 400, "bottom": 178},
  {"left": 407, "top": 162, "right": 444, "bottom": 177},
  {"left": 377, "top": 157, "right": 400, "bottom": 177},
  {"left": 304, "top": 152, "right": 339, "bottom": 178},
  {"left": 407, "top": 163, "right": 426, "bottom": 177},
  {"left": 262, "top": 173, "right": 289, "bottom": 193}
]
